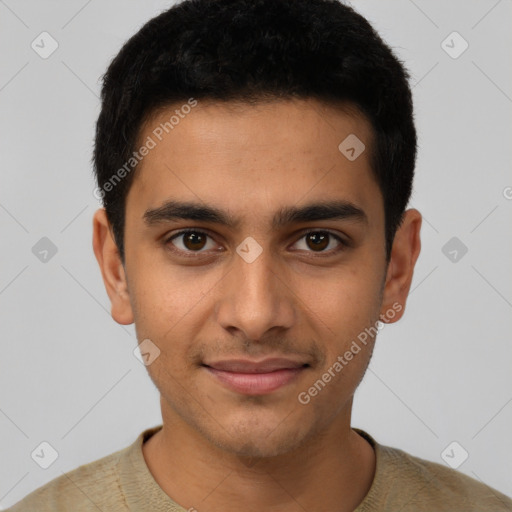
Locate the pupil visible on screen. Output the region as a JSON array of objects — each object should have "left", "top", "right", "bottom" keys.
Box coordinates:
[
  {"left": 185, "top": 232, "right": 205, "bottom": 250},
  {"left": 308, "top": 232, "right": 328, "bottom": 251}
]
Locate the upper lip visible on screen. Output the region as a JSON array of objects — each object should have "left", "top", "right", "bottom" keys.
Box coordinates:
[{"left": 204, "top": 357, "right": 309, "bottom": 373}]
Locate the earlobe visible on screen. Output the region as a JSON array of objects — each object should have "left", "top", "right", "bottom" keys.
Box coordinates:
[
  {"left": 380, "top": 208, "right": 422, "bottom": 324},
  {"left": 92, "top": 208, "right": 134, "bottom": 325}
]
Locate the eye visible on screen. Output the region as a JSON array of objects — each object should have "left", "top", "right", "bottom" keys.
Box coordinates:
[
  {"left": 291, "top": 230, "right": 345, "bottom": 254},
  {"left": 165, "top": 229, "right": 218, "bottom": 255},
  {"left": 164, "top": 228, "right": 347, "bottom": 258}
]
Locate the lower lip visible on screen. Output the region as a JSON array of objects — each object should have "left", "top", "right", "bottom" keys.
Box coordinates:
[{"left": 205, "top": 366, "right": 305, "bottom": 395}]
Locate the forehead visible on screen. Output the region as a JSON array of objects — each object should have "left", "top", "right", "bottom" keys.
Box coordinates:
[{"left": 126, "top": 98, "right": 382, "bottom": 229}]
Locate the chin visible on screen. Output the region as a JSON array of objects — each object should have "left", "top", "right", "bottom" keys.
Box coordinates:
[
  {"left": 202, "top": 412, "right": 315, "bottom": 459},
  {"left": 213, "top": 432, "right": 300, "bottom": 459}
]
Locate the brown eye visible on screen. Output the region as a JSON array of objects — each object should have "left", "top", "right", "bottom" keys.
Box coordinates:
[
  {"left": 292, "top": 230, "right": 344, "bottom": 254},
  {"left": 305, "top": 232, "right": 329, "bottom": 251},
  {"left": 167, "top": 230, "right": 216, "bottom": 254},
  {"left": 182, "top": 232, "right": 207, "bottom": 251}
]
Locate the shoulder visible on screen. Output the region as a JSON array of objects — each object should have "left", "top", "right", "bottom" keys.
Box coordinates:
[
  {"left": 377, "top": 442, "right": 512, "bottom": 511},
  {"left": 6, "top": 443, "right": 130, "bottom": 512},
  {"left": 354, "top": 429, "right": 512, "bottom": 512}
]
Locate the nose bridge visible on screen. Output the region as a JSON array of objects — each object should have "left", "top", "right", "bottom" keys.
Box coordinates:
[{"left": 215, "top": 240, "right": 295, "bottom": 339}]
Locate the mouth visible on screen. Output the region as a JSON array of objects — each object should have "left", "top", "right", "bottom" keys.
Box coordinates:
[{"left": 202, "top": 358, "right": 310, "bottom": 395}]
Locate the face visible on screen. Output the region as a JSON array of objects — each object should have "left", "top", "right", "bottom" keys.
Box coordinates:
[{"left": 94, "top": 98, "right": 421, "bottom": 458}]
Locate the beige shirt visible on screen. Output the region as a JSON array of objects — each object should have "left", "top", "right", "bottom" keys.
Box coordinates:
[{"left": 7, "top": 425, "right": 512, "bottom": 511}]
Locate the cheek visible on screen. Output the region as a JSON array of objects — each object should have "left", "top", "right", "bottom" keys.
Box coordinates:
[
  {"left": 131, "top": 263, "right": 211, "bottom": 324},
  {"left": 295, "top": 267, "right": 382, "bottom": 340},
  {"left": 295, "top": 276, "right": 379, "bottom": 416},
  {"left": 129, "top": 264, "right": 225, "bottom": 365},
  {"left": 129, "top": 271, "right": 206, "bottom": 394}
]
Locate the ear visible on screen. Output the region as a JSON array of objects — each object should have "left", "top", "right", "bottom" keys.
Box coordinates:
[
  {"left": 379, "top": 208, "right": 422, "bottom": 323},
  {"left": 92, "top": 208, "right": 134, "bottom": 325}
]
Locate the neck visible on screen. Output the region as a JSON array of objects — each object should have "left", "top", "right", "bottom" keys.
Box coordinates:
[{"left": 142, "top": 402, "right": 376, "bottom": 512}]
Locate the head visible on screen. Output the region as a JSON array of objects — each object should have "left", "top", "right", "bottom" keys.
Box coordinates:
[{"left": 93, "top": 0, "right": 421, "bottom": 458}]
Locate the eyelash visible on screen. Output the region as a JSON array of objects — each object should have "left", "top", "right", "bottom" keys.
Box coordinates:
[{"left": 163, "top": 228, "right": 347, "bottom": 258}]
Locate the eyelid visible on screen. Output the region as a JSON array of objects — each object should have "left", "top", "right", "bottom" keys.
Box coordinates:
[
  {"left": 165, "top": 228, "right": 214, "bottom": 243},
  {"left": 164, "top": 227, "right": 348, "bottom": 257},
  {"left": 290, "top": 228, "right": 348, "bottom": 254},
  {"left": 164, "top": 228, "right": 221, "bottom": 258}
]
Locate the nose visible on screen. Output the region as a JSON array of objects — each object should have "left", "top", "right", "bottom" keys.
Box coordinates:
[{"left": 214, "top": 242, "right": 296, "bottom": 342}]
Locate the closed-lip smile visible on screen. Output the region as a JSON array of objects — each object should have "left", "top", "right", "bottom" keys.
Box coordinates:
[{"left": 203, "top": 357, "right": 309, "bottom": 395}]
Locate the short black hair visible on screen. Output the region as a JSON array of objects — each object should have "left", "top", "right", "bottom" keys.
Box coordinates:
[{"left": 93, "top": 0, "right": 417, "bottom": 263}]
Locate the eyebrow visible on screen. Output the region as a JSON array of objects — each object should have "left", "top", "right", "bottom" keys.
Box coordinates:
[{"left": 143, "top": 199, "right": 368, "bottom": 229}]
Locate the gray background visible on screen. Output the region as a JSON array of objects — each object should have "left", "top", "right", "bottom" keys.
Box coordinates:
[{"left": 1, "top": 0, "right": 511, "bottom": 507}]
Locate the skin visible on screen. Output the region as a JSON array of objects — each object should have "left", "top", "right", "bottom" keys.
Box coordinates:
[{"left": 93, "top": 98, "right": 421, "bottom": 512}]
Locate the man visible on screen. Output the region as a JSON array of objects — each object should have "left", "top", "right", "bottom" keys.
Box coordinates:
[{"left": 8, "top": 0, "right": 512, "bottom": 510}]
